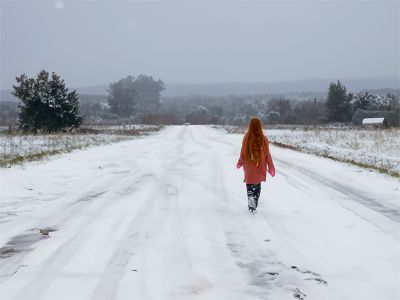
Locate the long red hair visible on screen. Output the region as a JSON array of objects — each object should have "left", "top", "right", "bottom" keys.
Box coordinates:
[{"left": 243, "top": 118, "right": 266, "bottom": 167}]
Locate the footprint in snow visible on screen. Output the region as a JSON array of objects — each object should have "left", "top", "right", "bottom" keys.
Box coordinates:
[
  {"left": 291, "top": 265, "right": 328, "bottom": 286},
  {"left": 293, "top": 287, "right": 307, "bottom": 299}
]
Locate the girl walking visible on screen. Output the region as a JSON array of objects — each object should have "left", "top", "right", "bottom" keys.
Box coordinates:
[{"left": 236, "top": 117, "right": 275, "bottom": 214}]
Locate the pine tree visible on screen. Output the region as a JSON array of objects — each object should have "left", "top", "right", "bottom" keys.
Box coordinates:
[
  {"left": 326, "top": 81, "right": 353, "bottom": 122},
  {"left": 352, "top": 92, "right": 378, "bottom": 112},
  {"left": 12, "top": 70, "right": 83, "bottom": 132}
]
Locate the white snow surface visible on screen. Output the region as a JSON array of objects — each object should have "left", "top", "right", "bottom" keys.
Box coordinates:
[
  {"left": 266, "top": 128, "right": 400, "bottom": 175},
  {"left": 0, "top": 125, "right": 399, "bottom": 300}
]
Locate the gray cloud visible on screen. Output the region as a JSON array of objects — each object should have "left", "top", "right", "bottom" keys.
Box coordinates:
[{"left": 1, "top": 0, "right": 399, "bottom": 90}]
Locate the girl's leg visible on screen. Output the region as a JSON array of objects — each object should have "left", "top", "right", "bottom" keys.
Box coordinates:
[
  {"left": 254, "top": 183, "right": 261, "bottom": 208},
  {"left": 246, "top": 183, "right": 261, "bottom": 210},
  {"left": 246, "top": 184, "right": 258, "bottom": 209}
]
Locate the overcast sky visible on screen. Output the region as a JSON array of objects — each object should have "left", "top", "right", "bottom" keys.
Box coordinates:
[{"left": 1, "top": 0, "right": 399, "bottom": 90}]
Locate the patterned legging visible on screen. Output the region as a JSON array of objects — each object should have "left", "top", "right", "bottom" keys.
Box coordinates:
[{"left": 246, "top": 183, "right": 261, "bottom": 209}]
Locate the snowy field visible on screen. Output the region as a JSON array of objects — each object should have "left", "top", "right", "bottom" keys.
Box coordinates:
[
  {"left": 223, "top": 126, "right": 400, "bottom": 176},
  {"left": 0, "top": 125, "right": 399, "bottom": 300},
  {"left": 0, "top": 125, "right": 161, "bottom": 167}
]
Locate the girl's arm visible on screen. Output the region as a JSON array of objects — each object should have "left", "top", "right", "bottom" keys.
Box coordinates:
[
  {"left": 265, "top": 136, "right": 275, "bottom": 176},
  {"left": 236, "top": 137, "right": 245, "bottom": 169}
]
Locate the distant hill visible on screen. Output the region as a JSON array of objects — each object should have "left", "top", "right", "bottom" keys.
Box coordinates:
[
  {"left": 361, "top": 88, "right": 400, "bottom": 97},
  {"left": 162, "top": 77, "right": 399, "bottom": 97},
  {"left": 1, "top": 77, "right": 398, "bottom": 102},
  {"left": 74, "top": 84, "right": 109, "bottom": 96}
]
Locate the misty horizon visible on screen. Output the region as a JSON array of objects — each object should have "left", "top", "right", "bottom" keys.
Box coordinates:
[
  {"left": 73, "top": 75, "right": 399, "bottom": 89},
  {"left": 1, "top": 76, "right": 398, "bottom": 102}
]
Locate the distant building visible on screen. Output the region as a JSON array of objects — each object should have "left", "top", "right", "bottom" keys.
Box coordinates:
[{"left": 362, "top": 117, "right": 387, "bottom": 128}]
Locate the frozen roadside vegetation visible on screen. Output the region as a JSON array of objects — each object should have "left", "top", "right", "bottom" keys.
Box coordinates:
[
  {"left": 0, "top": 125, "right": 162, "bottom": 168},
  {"left": 216, "top": 125, "right": 400, "bottom": 177}
]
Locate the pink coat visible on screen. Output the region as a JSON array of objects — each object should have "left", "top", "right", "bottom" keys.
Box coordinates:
[{"left": 237, "top": 135, "right": 275, "bottom": 184}]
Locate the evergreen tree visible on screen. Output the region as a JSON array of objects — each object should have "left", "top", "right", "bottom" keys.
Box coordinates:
[
  {"left": 326, "top": 81, "right": 353, "bottom": 122},
  {"left": 386, "top": 93, "right": 400, "bottom": 111},
  {"left": 293, "top": 98, "right": 326, "bottom": 124},
  {"left": 352, "top": 92, "right": 377, "bottom": 112},
  {"left": 12, "top": 70, "right": 83, "bottom": 132},
  {"left": 266, "top": 111, "right": 280, "bottom": 124},
  {"left": 266, "top": 97, "right": 296, "bottom": 124}
]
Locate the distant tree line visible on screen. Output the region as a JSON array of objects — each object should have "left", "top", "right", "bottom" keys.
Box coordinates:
[
  {"left": 0, "top": 101, "right": 18, "bottom": 126},
  {"left": 155, "top": 83, "right": 399, "bottom": 126},
  {"left": 80, "top": 75, "right": 165, "bottom": 124},
  {"left": 157, "top": 95, "right": 327, "bottom": 126},
  {"left": 325, "top": 81, "right": 399, "bottom": 126},
  {"left": 4, "top": 71, "right": 400, "bottom": 130}
]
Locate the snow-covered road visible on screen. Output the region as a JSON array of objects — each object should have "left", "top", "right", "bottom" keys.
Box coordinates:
[{"left": 0, "top": 125, "right": 399, "bottom": 300}]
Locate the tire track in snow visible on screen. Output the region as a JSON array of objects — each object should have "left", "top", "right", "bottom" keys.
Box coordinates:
[
  {"left": 89, "top": 129, "right": 187, "bottom": 300},
  {"left": 0, "top": 169, "right": 151, "bottom": 283},
  {"left": 12, "top": 175, "right": 157, "bottom": 300},
  {"left": 276, "top": 158, "right": 400, "bottom": 241},
  {"left": 10, "top": 128, "right": 187, "bottom": 299},
  {"left": 89, "top": 174, "right": 174, "bottom": 300},
  {"left": 278, "top": 158, "right": 400, "bottom": 222},
  {"left": 112, "top": 126, "right": 210, "bottom": 299},
  {"left": 166, "top": 128, "right": 247, "bottom": 298}
]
